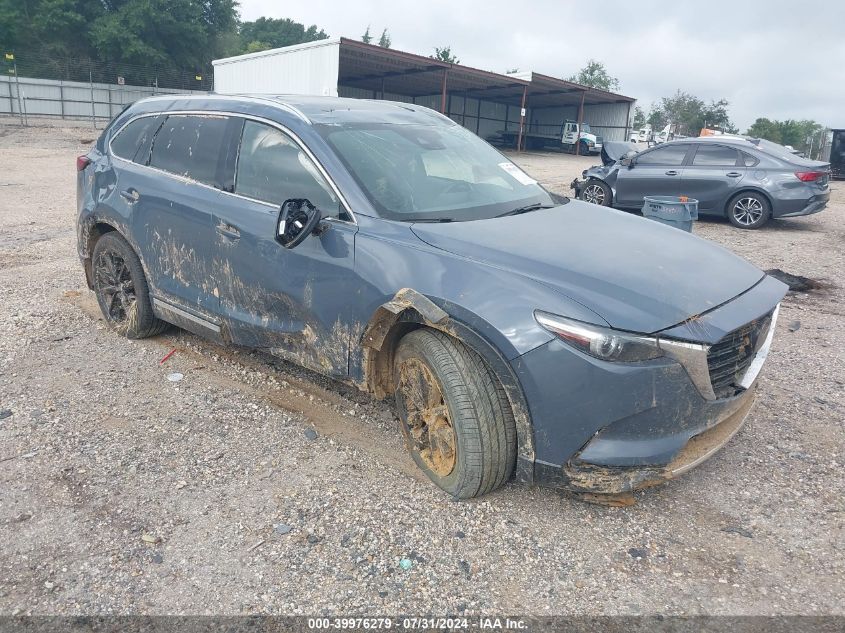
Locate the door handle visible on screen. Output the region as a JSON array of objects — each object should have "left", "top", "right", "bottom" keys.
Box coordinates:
[
  {"left": 216, "top": 221, "right": 240, "bottom": 239},
  {"left": 119, "top": 188, "right": 140, "bottom": 204},
  {"left": 665, "top": 170, "right": 679, "bottom": 176},
  {"left": 726, "top": 172, "right": 742, "bottom": 178}
]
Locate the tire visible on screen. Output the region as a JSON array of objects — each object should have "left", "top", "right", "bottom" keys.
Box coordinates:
[
  {"left": 579, "top": 141, "right": 590, "bottom": 156},
  {"left": 92, "top": 232, "right": 168, "bottom": 339},
  {"left": 580, "top": 179, "right": 612, "bottom": 206},
  {"left": 727, "top": 191, "right": 771, "bottom": 229},
  {"left": 393, "top": 329, "right": 516, "bottom": 499}
]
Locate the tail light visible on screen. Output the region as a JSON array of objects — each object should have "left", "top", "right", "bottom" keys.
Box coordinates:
[
  {"left": 76, "top": 155, "right": 91, "bottom": 172},
  {"left": 795, "top": 171, "right": 826, "bottom": 182}
]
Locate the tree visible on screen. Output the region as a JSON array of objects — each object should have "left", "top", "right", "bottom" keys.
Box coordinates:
[
  {"left": 431, "top": 46, "right": 459, "bottom": 64},
  {"left": 90, "top": 0, "right": 238, "bottom": 69},
  {"left": 505, "top": 67, "right": 519, "bottom": 74},
  {"left": 361, "top": 25, "right": 372, "bottom": 44},
  {"left": 238, "top": 16, "right": 328, "bottom": 54},
  {"left": 1, "top": 0, "right": 106, "bottom": 58},
  {"left": 645, "top": 90, "right": 737, "bottom": 136},
  {"left": 632, "top": 106, "right": 646, "bottom": 129},
  {"left": 378, "top": 28, "right": 391, "bottom": 48},
  {"left": 746, "top": 117, "right": 824, "bottom": 155},
  {"left": 567, "top": 60, "right": 620, "bottom": 92}
]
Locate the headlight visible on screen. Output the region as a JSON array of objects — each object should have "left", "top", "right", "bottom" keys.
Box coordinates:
[
  {"left": 535, "top": 311, "right": 663, "bottom": 362},
  {"left": 586, "top": 139, "right": 595, "bottom": 146}
]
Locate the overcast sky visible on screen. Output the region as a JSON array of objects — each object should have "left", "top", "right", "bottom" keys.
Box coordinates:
[{"left": 238, "top": 0, "right": 842, "bottom": 130}]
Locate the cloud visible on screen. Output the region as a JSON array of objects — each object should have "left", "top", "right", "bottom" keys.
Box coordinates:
[{"left": 237, "top": 0, "right": 844, "bottom": 130}]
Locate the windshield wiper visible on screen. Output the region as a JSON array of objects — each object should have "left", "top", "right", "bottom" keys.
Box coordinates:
[
  {"left": 407, "top": 218, "right": 454, "bottom": 223},
  {"left": 496, "top": 203, "right": 555, "bottom": 218}
]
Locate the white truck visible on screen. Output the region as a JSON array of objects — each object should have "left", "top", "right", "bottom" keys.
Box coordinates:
[{"left": 499, "top": 119, "right": 603, "bottom": 154}]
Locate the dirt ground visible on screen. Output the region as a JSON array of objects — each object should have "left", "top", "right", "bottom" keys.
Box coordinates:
[{"left": 0, "top": 120, "right": 843, "bottom": 616}]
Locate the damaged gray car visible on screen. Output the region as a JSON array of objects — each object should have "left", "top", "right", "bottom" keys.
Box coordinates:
[
  {"left": 573, "top": 137, "right": 831, "bottom": 229},
  {"left": 77, "top": 95, "right": 787, "bottom": 501}
]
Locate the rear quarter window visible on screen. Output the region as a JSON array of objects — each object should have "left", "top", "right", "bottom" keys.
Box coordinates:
[
  {"left": 149, "top": 114, "right": 230, "bottom": 187},
  {"left": 110, "top": 116, "right": 163, "bottom": 164}
]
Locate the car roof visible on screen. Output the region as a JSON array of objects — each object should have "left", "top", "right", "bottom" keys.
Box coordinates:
[
  {"left": 664, "top": 136, "right": 755, "bottom": 147},
  {"left": 136, "top": 93, "right": 451, "bottom": 126}
]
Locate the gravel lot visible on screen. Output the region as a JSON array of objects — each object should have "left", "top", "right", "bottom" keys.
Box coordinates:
[{"left": 0, "top": 121, "right": 843, "bottom": 616}]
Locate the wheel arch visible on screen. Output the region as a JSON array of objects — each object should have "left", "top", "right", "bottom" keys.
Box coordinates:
[
  {"left": 79, "top": 218, "right": 122, "bottom": 289},
  {"left": 723, "top": 187, "right": 774, "bottom": 218},
  {"left": 360, "top": 288, "right": 536, "bottom": 483}
]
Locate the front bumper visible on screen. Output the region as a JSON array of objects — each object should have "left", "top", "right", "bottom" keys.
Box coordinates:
[{"left": 513, "top": 278, "right": 786, "bottom": 496}]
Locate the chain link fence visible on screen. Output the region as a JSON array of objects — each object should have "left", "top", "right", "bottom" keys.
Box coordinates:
[{"left": 1, "top": 49, "right": 212, "bottom": 127}]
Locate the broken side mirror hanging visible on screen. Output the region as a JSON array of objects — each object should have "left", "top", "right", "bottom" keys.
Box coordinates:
[{"left": 277, "top": 199, "right": 323, "bottom": 249}]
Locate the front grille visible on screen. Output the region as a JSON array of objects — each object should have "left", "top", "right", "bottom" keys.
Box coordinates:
[{"left": 707, "top": 311, "right": 773, "bottom": 399}]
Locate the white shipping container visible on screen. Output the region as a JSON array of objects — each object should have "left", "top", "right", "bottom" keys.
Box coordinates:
[{"left": 212, "top": 39, "right": 341, "bottom": 96}]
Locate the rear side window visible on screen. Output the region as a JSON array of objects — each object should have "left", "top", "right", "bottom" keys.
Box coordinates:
[
  {"left": 235, "top": 120, "right": 342, "bottom": 217},
  {"left": 636, "top": 144, "right": 690, "bottom": 165},
  {"left": 110, "top": 116, "right": 162, "bottom": 164},
  {"left": 691, "top": 144, "right": 740, "bottom": 166},
  {"left": 150, "top": 115, "right": 230, "bottom": 187},
  {"left": 740, "top": 152, "right": 759, "bottom": 167}
]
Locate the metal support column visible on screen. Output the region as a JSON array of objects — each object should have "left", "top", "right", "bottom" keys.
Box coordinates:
[
  {"left": 380, "top": 76, "right": 385, "bottom": 100},
  {"left": 517, "top": 85, "right": 528, "bottom": 152},
  {"left": 575, "top": 89, "right": 586, "bottom": 156},
  {"left": 625, "top": 100, "right": 632, "bottom": 142},
  {"left": 440, "top": 68, "right": 448, "bottom": 114}
]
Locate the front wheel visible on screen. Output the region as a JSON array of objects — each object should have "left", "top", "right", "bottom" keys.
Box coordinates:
[
  {"left": 727, "top": 192, "right": 771, "bottom": 229},
  {"left": 393, "top": 329, "right": 516, "bottom": 499},
  {"left": 580, "top": 179, "right": 612, "bottom": 206}
]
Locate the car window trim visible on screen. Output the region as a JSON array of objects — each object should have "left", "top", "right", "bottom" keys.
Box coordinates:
[
  {"left": 108, "top": 110, "right": 357, "bottom": 225},
  {"left": 689, "top": 143, "right": 742, "bottom": 168}
]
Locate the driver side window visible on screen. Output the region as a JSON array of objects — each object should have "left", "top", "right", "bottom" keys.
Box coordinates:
[{"left": 235, "top": 120, "right": 346, "bottom": 219}]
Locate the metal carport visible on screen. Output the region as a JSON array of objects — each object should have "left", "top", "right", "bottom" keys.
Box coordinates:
[{"left": 213, "top": 38, "right": 636, "bottom": 151}]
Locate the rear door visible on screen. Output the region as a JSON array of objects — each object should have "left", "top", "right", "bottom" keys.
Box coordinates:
[
  {"left": 129, "top": 114, "right": 234, "bottom": 320},
  {"left": 680, "top": 143, "right": 745, "bottom": 213},
  {"left": 614, "top": 143, "right": 691, "bottom": 208},
  {"left": 212, "top": 118, "right": 359, "bottom": 376}
]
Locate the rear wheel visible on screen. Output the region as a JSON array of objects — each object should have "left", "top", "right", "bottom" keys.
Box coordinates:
[
  {"left": 92, "top": 232, "right": 168, "bottom": 339},
  {"left": 581, "top": 179, "right": 612, "bottom": 206},
  {"left": 393, "top": 329, "right": 516, "bottom": 499},
  {"left": 727, "top": 192, "right": 770, "bottom": 229}
]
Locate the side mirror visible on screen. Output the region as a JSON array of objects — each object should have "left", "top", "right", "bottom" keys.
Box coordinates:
[
  {"left": 621, "top": 155, "right": 635, "bottom": 167},
  {"left": 277, "top": 199, "right": 322, "bottom": 249}
]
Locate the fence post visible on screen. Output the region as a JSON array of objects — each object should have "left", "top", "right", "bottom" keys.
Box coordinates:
[
  {"left": 107, "top": 85, "right": 113, "bottom": 119},
  {"left": 13, "top": 62, "right": 24, "bottom": 126},
  {"left": 89, "top": 67, "right": 96, "bottom": 129},
  {"left": 59, "top": 79, "right": 65, "bottom": 119}
]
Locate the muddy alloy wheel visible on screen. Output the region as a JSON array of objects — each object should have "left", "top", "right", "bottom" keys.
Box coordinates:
[
  {"left": 91, "top": 232, "right": 168, "bottom": 339},
  {"left": 396, "top": 357, "right": 457, "bottom": 477},
  {"left": 393, "top": 329, "right": 517, "bottom": 499},
  {"left": 94, "top": 248, "right": 136, "bottom": 324}
]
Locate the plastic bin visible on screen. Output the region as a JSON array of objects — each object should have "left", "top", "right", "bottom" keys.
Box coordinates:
[{"left": 642, "top": 196, "right": 699, "bottom": 232}]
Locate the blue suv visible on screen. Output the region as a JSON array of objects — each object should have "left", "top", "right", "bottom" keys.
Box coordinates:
[{"left": 77, "top": 95, "right": 787, "bottom": 500}]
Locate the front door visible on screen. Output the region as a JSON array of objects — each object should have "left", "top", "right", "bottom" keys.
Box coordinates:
[
  {"left": 614, "top": 143, "right": 692, "bottom": 209},
  {"left": 213, "top": 118, "right": 359, "bottom": 377},
  {"left": 680, "top": 143, "right": 746, "bottom": 213}
]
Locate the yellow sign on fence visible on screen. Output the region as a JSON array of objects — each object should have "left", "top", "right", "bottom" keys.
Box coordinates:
[{"left": 4, "top": 53, "right": 14, "bottom": 61}]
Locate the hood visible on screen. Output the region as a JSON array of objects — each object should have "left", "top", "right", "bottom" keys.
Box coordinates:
[
  {"left": 411, "top": 203, "right": 765, "bottom": 334},
  {"left": 601, "top": 141, "right": 637, "bottom": 166}
]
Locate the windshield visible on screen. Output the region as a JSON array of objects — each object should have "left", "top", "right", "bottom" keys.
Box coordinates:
[
  {"left": 316, "top": 122, "right": 554, "bottom": 221},
  {"left": 581, "top": 123, "right": 591, "bottom": 134}
]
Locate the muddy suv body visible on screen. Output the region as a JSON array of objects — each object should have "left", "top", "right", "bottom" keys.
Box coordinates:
[{"left": 77, "top": 94, "right": 787, "bottom": 500}]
